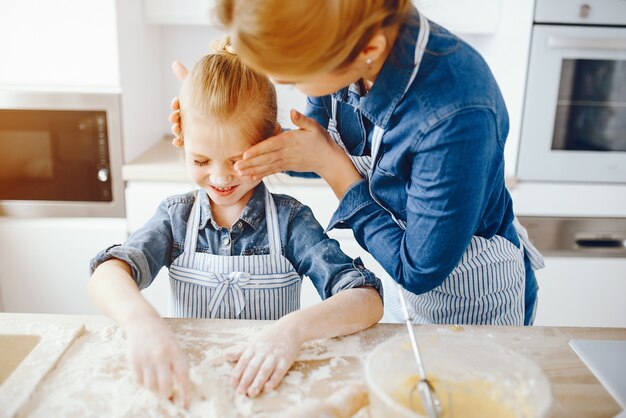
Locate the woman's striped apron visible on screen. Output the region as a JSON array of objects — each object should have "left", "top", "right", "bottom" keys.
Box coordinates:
[
  {"left": 168, "top": 188, "right": 302, "bottom": 319},
  {"left": 327, "top": 12, "right": 544, "bottom": 325}
]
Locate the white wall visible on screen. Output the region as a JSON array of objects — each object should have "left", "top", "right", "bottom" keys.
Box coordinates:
[
  {"left": 115, "top": 0, "right": 167, "bottom": 163},
  {"left": 0, "top": 0, "right": 119, "bottom": 90},
  {"left": 156, "top": 25, "right": 307, "bottom": 135}
]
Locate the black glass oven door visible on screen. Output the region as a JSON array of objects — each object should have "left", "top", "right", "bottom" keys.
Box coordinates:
[{"left": 553, "top": 59, "right": 626, "bottom": 152}]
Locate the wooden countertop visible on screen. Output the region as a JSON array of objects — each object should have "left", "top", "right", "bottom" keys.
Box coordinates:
[{"left": 2, "top": 313, "right": 624, "bottom": 417}]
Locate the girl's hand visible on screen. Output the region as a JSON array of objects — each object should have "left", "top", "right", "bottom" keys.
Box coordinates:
[
  {"left": 125, "top": 316, "right": 192, "bottom": 407},
  {"left": 227, "top": 321, "right": 302, "bottom": 397},
  {"left": 234, "top": 109, "right": 344, "bottom": 180},
  {"left": 169, "top": 60, "right": 189, "bottom": 145}
]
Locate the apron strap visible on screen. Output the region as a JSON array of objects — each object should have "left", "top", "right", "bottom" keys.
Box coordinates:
[
  {"left": 370, "top": 12, "right": 430, "bottom": 167},
  {"left": 329, "top": 98, "right": 372, "bottom": 178},
  {"left": 182, "top": 192, "right": 202, "bottom": 261},
  {"left": 513, "top": 217, "right": 546, "bottom": 270},
  {"left": 184, "top": 189, "right": 282, "bottom": 257},
  {"left": 264, "top": 187, "right": 282, "bottom": 256}
]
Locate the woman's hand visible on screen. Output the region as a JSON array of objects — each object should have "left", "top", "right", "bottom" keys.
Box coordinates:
[
  {"left": 233, "top": 109, "right": 343, "bottom": 180},
  {"left": 125, "top": 316, "right": 192, "bottom": 407},
  {"left": 169, "top": 60, "right": 189, "bottom": 146},
  {"left": 227, "top": 320, "right": 303, "bottom": 397}
]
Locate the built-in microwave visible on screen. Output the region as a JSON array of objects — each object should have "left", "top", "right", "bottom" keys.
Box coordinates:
[
  {"left": 0, "top": 91, "right": 124, "bottom": 217},
  {"left": 517, "top": 0, "right": 626, "bottom": 184}
]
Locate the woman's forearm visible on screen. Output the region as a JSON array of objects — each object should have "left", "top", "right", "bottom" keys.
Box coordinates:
[
  {"left": 279, "top": 287, "right": 383, "bottom": 344},
  {"left": 88, "top": 259, "right": 161, "bottom": 330},
  {"left": 317, "top": 146, "right": 363, "bottom": 200}
]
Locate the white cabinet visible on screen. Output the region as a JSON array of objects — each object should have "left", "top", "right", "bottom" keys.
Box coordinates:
[
  {"left": 415, "top": 0, "right": 502, "bottom": 34},
  {"left": 511, "top": 184, "right": 626, "bottom": 327},
  {"left": 142, "top": 0, "right": 503, "bottom": 33},
  {"left": 533, "top": 257, "right": 626, "bottom": 328},
  {"left": 0, "top": 0, "right": 119, "bottom": 89},
  {"left": 143, "top": 0, "right": 214, "bottom": 25},
  {"left": 0, "top": 218, "right": 127, "bottom": 314}
]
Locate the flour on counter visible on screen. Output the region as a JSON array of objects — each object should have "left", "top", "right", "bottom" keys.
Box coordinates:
[{"left": 17, "top": 322, "right": 367, "bottom": 418}]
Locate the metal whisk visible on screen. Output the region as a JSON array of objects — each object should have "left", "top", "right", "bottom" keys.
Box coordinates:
[{"left": 395, "top": 282, "right": 442, "bottom": 418}]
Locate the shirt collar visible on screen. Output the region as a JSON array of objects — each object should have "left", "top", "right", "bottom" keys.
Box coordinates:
[
  {"left": 197, "top": 182, "right": 266, "bottom": 231},
  {"left": 333, "top": 6, "right": 423, "bottom": 129}
]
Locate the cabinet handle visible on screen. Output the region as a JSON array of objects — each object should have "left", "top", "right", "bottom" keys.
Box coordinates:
[
  {"left": 575, "top": 238, "right": 625, "bottom": 249},
  {"left": 547, "top": 36, "right": 626, "bottom": 51}
]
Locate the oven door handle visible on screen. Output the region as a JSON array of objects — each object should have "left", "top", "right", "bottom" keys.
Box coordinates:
[{"left": 548, "top": 36, "right": 626, "bottom": 51}]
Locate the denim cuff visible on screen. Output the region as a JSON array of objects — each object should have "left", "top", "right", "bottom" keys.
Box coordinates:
[
  {"left": 89, "top": 245, "right": 153, "bottom": 290},
  {"left": 326, "top": 179, "right": 376, "bottom": 233},
  {"left": 330, "top": 257, "right": 384, "bottom": 304}
]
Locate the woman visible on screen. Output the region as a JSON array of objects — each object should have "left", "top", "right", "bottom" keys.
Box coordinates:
[{"left": 171, "top": 0, "right": 544, "bottom": 325}]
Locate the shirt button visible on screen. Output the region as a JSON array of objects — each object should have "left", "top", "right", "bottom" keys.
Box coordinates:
[
  {"left": 223, "top": 237, "right": 231, "bottom": 246},
  {"left": 236, "top": 221, "right": 243, "bottom": 229}
]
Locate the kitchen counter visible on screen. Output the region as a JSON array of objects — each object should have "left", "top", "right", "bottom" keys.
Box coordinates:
[{"left": 1, "top": 313, "right": 625, "bottom": 418}]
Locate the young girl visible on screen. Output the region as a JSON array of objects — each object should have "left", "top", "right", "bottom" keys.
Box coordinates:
[{"left": 89, "top": 38, "right": 384, "bottom": 406}]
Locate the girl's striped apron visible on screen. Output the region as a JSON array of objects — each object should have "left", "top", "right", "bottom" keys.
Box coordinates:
[
  {"left": 328, "top": 12, "right": 544, "bottom": 325},
  {"left": 168, "top": 188, "right": 302, "bottom": 319}
]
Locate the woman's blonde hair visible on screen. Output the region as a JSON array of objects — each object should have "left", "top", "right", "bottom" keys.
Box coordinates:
[
  {"left": 178, "top": 36, "right": 277, "bottom": 145},
  {"left": 215, "top": 0, "right": 411, "bottom": 78}
]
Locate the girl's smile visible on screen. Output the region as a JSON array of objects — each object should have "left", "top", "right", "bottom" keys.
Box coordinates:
[{"left": 209, "top": 184, "right": 238, "bottom": 196}]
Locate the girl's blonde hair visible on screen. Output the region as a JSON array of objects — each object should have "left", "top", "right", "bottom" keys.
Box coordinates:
[
  {"left": 215, "top": 0, "right": 411, "bottom": 78},
  {"left": 179, "top": 36, "right": 277, "bottom": 145}
]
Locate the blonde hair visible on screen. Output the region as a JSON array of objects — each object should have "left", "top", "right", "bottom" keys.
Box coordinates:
[
  {"left": 178, "top": 36, "right": 277, "bottom": 145},
  {"left": 215, "top": 0, "right": 411, "bottom": 78}
]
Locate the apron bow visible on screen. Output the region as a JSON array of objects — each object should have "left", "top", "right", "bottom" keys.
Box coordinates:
[{"left": 207, "top": 272, "right": 251, "bottom": 318}]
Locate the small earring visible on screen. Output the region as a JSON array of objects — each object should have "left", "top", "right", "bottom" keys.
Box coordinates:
[{"left": 366, "top": 57, "right": 373, "bottom": 66}]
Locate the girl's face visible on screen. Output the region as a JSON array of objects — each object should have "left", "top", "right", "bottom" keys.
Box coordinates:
[{"left": 183, "top": 114, "right": 262, "bottom": 209}]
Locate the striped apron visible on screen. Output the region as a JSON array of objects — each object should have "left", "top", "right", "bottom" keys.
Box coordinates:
[
  {"left": 168, "top": 188, "right": 302, "bottom": 319},
  {"left": 327, "top": 12, "right": 544, "bottom": 325}
]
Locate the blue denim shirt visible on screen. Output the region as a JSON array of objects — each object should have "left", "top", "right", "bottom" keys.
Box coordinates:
[
  {"left": 305, "top": 7, "right": 537, "bottom": 319},
  {"left": 90, "top": 183, "right": 383, "bottom": 301}
]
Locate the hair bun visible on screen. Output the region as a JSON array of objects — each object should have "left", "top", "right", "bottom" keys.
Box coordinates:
[{"left": 211, "top": 36, "right": 236, "bottom": 56}]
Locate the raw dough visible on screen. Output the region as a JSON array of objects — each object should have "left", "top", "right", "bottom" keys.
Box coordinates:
[{"left": 395, "top": 375, "right": 518, "bottom": 418}]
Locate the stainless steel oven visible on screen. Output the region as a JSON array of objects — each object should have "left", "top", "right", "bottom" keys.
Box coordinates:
[
  {"left": 517, "top": 0, "right": 626, "bottom": 183},
  {"left": 0, "top": 90, "right": 124, "bottom": 217}
]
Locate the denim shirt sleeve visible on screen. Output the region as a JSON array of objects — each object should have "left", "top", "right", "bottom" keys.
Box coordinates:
[
  {"left": 284, "top": 202, "right": 383, "bottom": 302},
  {"left": 89, "top": 199, "right": 175, "bottom": 290},
  {"left": 328, "top": 108, "right": 502, "bottom": 295}
]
